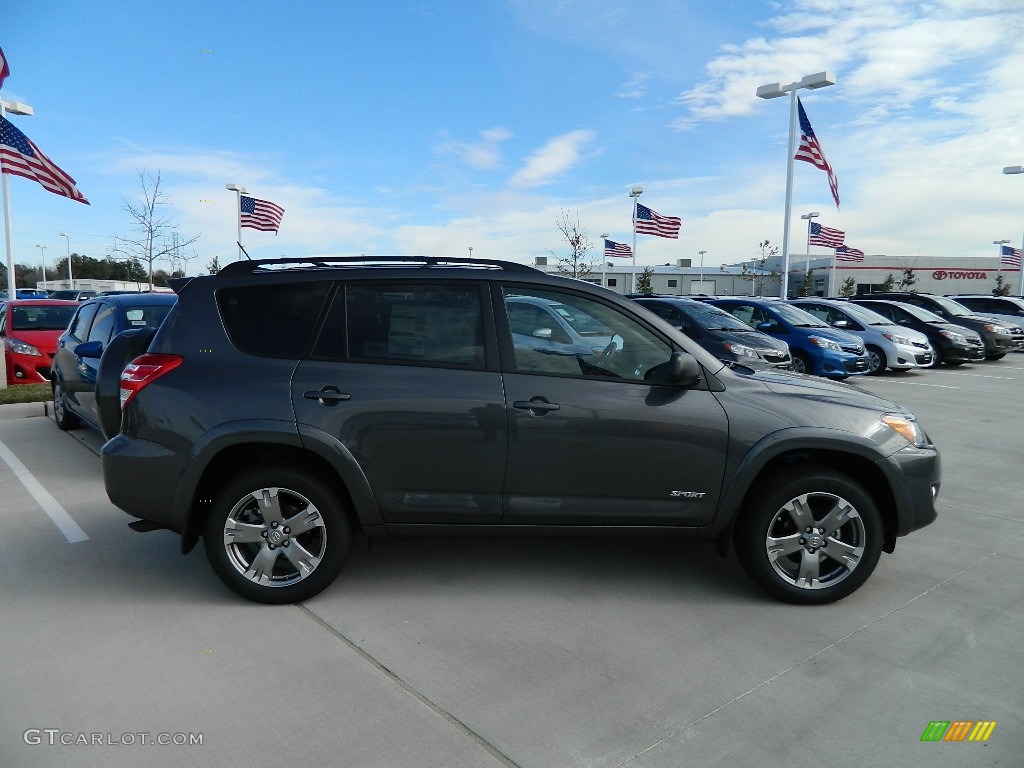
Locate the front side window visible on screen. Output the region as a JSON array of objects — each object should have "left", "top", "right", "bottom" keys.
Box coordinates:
[
  {"left": 500, "top": 286, "right": 672, "bottom": 381},
  {"left": 66, "top": 302, "right": 100, "bottom": 341},
  {"left": 87, "top": 304, "right": 117, "bottom": 345},
  {"left": 315, "top": 283, "right": 486, "bottom": 369}
]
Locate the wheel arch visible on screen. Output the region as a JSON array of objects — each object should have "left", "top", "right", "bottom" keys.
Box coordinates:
[
  {"left": 714, "top": 435, "right": 900, "bottom": 554},
  {"left": 179, "top": 428, "right": 381, "bottom": 555}
]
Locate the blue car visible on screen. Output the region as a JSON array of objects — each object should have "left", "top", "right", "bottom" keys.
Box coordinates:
[
  {"left": 51, "top": 293, "right": 176, "bottom": 431},
  {"left": 709, "top": 298, "right": 869, "bottom": 378}
]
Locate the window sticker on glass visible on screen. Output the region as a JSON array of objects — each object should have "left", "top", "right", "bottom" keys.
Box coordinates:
[{"left": 126, "top": 309, "right": 146, "bottom": 326}]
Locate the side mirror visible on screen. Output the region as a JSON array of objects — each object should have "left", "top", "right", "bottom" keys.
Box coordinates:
[
  {"left": 647, "top": 351, "right": 702, "bottom": 387},
  {"left": 755, "top": 322, "right": 774, "bottom": 332},
  {"left": 532, "top": 328, "right": 553, "bottom": 339},
  {"left": 76, "top": 340, "right": 104, "bottom": 359},
  {"left": 832, "top": 320, "right": 849, "bottom": 328}
]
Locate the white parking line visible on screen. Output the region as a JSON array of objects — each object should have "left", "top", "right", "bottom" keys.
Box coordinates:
[
  {"left": 888, "top": 381, "right": 961, "bottom": 389},
  {"left": 0, "top": 439, "right": 89, "bottom": 543},
  {"left": 948, "top": 372, "right": 1016, "bottom": 380}
]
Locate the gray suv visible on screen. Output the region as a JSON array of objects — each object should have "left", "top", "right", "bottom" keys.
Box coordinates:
[{"left": 100, "top": 257, "right": 940, "bottom": 606}]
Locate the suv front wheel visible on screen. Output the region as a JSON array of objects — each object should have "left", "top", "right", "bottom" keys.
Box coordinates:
[
  {"left": 203, "top": 466, "right": 352, "bottom": 604},
  {"left": 734, "top": 467, "right": 883, "bottom": 604}
]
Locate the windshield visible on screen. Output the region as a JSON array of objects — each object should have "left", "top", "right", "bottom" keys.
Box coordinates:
[
  {"left": 9, "top": 304, "right": 78, "bottom": 331},
  {"left": 929, "top": 296, "right": 972, "bottom": 317},
  {"left": 840, "top": 301, "right": 892, "bottom": 326},
  {"left": 680, "top": 302, "right": 757, "bottom": 331},
  {"left": 866, "top": 301, "right": 945, "bottom": 323},
  {"left": 770, "top": 302, "right": 829, "bottom": 327}
]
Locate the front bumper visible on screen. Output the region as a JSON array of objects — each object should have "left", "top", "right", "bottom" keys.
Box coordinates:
[{"left": 882, "top": 443, "right": 941, "bottom": 537}]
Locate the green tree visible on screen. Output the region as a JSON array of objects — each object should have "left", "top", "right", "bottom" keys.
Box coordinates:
[
  {"left": 993, "top": 274, "right": 1012, "bottom": 296},
  {"left": 796, "top": 269, "right": 815, "bottom": 297},
  {"left": 839, "top": 276, "right": 856, "bottom": 297},
  {"left": 635, "top": 267, "right": 654, "bottom": 295},
  {"left": 897, "top": 267, "right": 917, "bottom": 290},
  {"left": 207, "top": 255, "right": 221, "bottom": 275},
  {"left": 878, "top": 273, "right": 896, "bottom": 292}
]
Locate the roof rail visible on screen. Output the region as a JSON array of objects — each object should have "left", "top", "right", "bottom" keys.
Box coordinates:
[{"left": 218, "top": 255, "right": 543, "bottom": 277}]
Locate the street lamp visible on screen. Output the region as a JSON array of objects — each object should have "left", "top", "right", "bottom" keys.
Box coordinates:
[
  {"left": 1004, "top": 166, "right": 1024, "bottom": 295},
  {"left": 225, "top": 183, "right": 247, "bottom": 261},
  {"left": 59, "top": 232, "right": 74, "bottom": 287},
  {"left": 1, "top": 98, "right": 35, "bottom": 299},
  {"left": 35, "top": 244, "right": 48, "bottom": 291},
  {"left": 697, "top": 250, "right": 707, "bottom": 294},
  {"left": 629, "top": 186, "right": 643, "bottom": 292},
  {"left": 756, "top": 71, "right": 836, "bottom": 298},
  {"left": 800, "top": 212, "right": 820, "bottom": 280},
  {"left": 467, "top": 246, "right": 473, "bottom": 260}
]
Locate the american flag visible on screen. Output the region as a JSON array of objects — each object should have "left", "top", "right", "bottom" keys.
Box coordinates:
[
  {"left": 808, "top": 221, "right": 845, "bottom": 247},
  {"left": 0, "top": 47, "right": 10, "bottom": 90},
  {"left": 604, "top": 239, "right": 632, "bottom": 258},
  {"left": 834, "top": 246, "right": 864, "bottom": 262},
  {"left": 795, "top": 99, "right": 840, "bottom": 210},
  {"left": 634, "top": 203, "right": 681, "bottom": 238},
  {"left": 0, "top": 115, "right": 89, "bottom": 204},
  {"left": 1001, "top": 245, "right": 1023, "bottom": 269},
  {"left": 240, "top": 195, "right": 285, "bottom": 233}
]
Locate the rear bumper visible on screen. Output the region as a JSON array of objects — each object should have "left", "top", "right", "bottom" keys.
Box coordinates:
[{"left": 101, "top": 434, "right": 188, "bottom": 530}]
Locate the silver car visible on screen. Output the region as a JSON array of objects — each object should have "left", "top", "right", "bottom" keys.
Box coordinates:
[{"left": 791, "top": 298, "right": 933, "bottom": 374}]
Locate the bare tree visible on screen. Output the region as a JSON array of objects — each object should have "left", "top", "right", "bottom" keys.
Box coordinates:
[
  {"left": 114, "top": 170, "right": 200, "bottom": 288},
  {"left": 549, "top": 210, "right": 599, "bottom": 279},
  {"left": 739, "top": 240, "right": 781, "bottom": 296}
]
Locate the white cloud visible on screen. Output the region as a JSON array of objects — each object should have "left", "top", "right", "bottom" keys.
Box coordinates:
[
  {"left": 508, "top": 130, "right": 596, "bottom": 188},
  {"left": 435, "top": 127, "right": 514, "bottom": 171}
]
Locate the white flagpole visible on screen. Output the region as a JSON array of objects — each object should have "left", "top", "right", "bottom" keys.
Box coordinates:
[
  {"left": 629, "top": 186, "right": 643, "bottom": 294},
  {"left": 225, "top": 183, "right": 246, "bottom": 261}
]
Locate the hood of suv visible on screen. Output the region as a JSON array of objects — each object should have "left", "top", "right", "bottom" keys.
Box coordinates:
[{"left": 747, "top": 367, "right": 900, "bottom": 411}]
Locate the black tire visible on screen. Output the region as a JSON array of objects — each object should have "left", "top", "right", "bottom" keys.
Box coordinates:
[
  {"left": 865, "top": 345, "right": 886, "bottom": 375},
  {"left": 733, "top": 467, "right": 883, "bottom": 605},
  {"left": 96, "top": 327, "right": 158, "bottom": 440},
  {"left": 986, "top": 353, "right": 1006, "bottom": 361},
  {"left": 52, "top": 380, "right": 81, "bottom": 431},
  {"left": 203, "top": 466, "right": 352, "bottom": 604},
  {"left": 926, "top": 346, "right": 943, "bottom": 368},
  {"left": 791, "top": 351, "right": 811, "bottom": 375}
]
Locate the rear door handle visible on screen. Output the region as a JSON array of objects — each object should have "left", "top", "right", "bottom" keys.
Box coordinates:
[
  {"left": 513, "top": 398, "right": 560, "bottom": 413},
  {"left": 304, "top": 388, "right": 351, "bottom": 404}
]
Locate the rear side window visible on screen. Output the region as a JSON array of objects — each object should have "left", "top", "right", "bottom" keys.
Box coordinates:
[
  {"left": 218, "top": 282, "right": 331, "bottom": 358},
  {"left": 67, "top": 302, "right": 100, "bottom": 341},
  {"left": 314, "top": 283, "right": 485, "bottom": 368}
]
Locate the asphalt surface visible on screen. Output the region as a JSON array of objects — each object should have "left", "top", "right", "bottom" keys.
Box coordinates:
[{"left": 0, "top": 362, "right": 1021, "bottom": 768}]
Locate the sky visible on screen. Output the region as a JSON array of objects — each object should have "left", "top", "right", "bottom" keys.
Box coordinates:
[{"left": 3, "top": 0, "right": 1024, "bottom": 278}]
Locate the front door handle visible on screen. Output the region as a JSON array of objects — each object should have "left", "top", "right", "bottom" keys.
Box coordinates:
[
  {"left": 513, "top": 398, "right": 560, "bottom": 413},
  {"left": 304, "top": 387, "right": 351, "bottom": 404}
]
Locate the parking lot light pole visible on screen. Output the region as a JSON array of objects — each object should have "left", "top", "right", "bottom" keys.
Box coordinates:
[
  {"left": 59, "top": 232, "right": 73, "bottom": 287},
  {"left": 225, "top": 183, "right": 247, "bottom": 261},
  {"left": 800, "top": 211, "right": 820, "bottom": 278},
  {"left": 1003, "top": 166, "right": 1024, "bottom": 295},
  {"left": 1, "top": 98, "right": 35, "bottom": 300},
  {"left": 35, "top": 244, "right": 48, "bottom": 291},
  {"left": 756, "top": 72, "right": 836, "bottom": 299}
]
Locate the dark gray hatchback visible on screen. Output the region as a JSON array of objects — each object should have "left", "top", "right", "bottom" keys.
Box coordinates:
[{"left": 101, "top": 257, "right": 940, "bottom": 605}]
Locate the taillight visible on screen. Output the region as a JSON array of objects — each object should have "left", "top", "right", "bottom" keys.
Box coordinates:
[{"left": 119, "top": 354, "right": 183, "bottom": 410}]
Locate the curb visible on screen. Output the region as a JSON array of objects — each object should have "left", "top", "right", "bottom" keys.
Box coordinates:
[{"left": 0, "top": 402, "right": 49, "bottom": 421}]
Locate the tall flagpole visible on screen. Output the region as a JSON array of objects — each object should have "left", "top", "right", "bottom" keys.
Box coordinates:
[
  {"left": 1, "top": 98, "right": 36, "bottom": 299},
  {"left": 225, "top": 183, "right": 246, "bottom": 261}
]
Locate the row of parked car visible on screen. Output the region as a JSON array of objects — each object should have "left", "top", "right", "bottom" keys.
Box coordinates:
[{"left": 628, "top": 292, "right": 1024, "bottom": 378}]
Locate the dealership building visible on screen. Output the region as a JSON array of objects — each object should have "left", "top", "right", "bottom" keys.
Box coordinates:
[{"left": 535, "top": 253, "right": 1020, "bottom": 299}]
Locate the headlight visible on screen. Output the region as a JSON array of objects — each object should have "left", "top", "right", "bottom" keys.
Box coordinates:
[
  {"left": 881, "top": 332, "right": 913, "bottom": 346},
  {"left": 722, "top": 342, "right": 760, "bottom": 358},
  {"left": 9, "top": 338, "right": 42, "bottom": 356},
  {"left": 808, "top": 335, "right": 842, "bottom": 352},
  {"left": 881, "top": 413, "right": 928, "bottom": 447},
  {"left": 939, "top": 329, "right": 967, "bottom": 344},
  {"left": 983, "top": 323, "right": 1010, "bottom": 334}
]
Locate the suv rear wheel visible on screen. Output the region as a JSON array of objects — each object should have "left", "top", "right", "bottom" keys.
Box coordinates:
[
  {"left": 734, "top": 467, "right": 883, "bottom": 604},
  {"left": 203, "top": 466, "right": 352, "bottom": 604}
]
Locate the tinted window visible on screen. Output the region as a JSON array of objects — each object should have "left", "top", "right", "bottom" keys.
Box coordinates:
[
  {"left": 87, "top": 304, "right": 117, "bottom": 344},
  {"left": 315, "top": 283, "right": 485, "bottom": 368},
  {"left": 67, "top": 302, "right": 100, "bottom": 341},
  {"left": 219, "top": 282, "right": 331, "bottom": 358}
]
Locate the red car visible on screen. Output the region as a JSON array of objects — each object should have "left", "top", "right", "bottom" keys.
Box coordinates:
[{"left": 1, "top": 299, "right": 80, "bottom": 385}]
